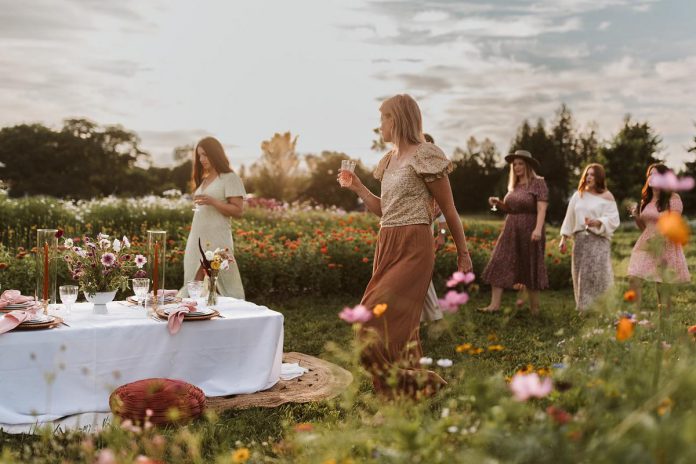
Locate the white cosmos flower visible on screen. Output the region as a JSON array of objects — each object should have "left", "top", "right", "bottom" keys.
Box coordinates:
[
  {"left": 205, "top": 250, "right": 214, "bottom": 260},
  {"left": 64, "top": 238, "right": 73, "bottom": 247},
  {"left": 436, "top": 359, "right": 453, "bottom": 368},
  {"left": 419, "top": 357, "right": 433, "bottom": 366},
  {"left": 113, "top": 239, "right": 122, "bottom": 252},
  {"left": 122, "top": 236, "right": 131, "bottom": 248}
]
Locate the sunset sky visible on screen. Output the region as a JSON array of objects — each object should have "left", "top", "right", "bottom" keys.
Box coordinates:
[{"left": 1, "top": 0, "right": 695, "bottom": 169}]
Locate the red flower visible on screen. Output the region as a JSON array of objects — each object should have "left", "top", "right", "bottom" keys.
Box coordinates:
[
  {"left": 55, "top": 229, "right": 64, "bottom": 239},
  {"left": 546, "top": 406, "right": 571, "bottom": 425},
  {"left": 362, "top": 257, "right": 369, "bottom": 263}
]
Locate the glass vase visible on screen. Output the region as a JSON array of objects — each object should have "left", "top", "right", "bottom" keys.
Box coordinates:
[
  {"left": 146, "top": 230, "right": 167, "bottom": 309},
  {"left": 207, "top": 272, "right": 218, "bottom": 307},
  {"left": 35, "top": 229, "right": 58, "bottom": 311}
]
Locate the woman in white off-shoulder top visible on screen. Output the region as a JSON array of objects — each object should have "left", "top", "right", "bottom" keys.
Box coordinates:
[{"left": 559, "top": 164, "right": 620, "bottom": 310}]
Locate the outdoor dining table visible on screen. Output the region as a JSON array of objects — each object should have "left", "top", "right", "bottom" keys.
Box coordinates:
[{"left": 0, "top": 297, "right": 284, "bottom": 430}]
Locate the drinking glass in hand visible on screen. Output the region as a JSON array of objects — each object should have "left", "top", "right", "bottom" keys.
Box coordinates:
[
  {"left": 339, "top": 160, "right": 356, "bottom": 187},
  {"left": 187, "top": 280, "right": 203, "bottom": 302},
  {"left": 132, "top": 278, "right": 150, "bottom": 311},
  {"left": 59, "top": 285, "right": 78, "bottom": 316}
]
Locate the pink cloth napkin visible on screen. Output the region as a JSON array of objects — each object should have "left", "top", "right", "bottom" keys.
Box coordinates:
[
  {"left": 0, "top": 290, "right": 34, "bottom": 309},
  {"left": 0, "top": 308, "right": 38, "bottom": 335},
  {"left": 167, "top": 300, "right": 198, "bottom": 335}
]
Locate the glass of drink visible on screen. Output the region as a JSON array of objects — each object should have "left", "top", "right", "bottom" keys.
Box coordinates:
[
  {"left": 59, "top": 285, "right": 78, "bottom": 316},
  {"left": 339, "top": 160, "right": 356, "bottom": 187},
  {"left": 187, "top": 280, "right": 203, "bottom": 302},
  {"left": 132, "top": 278, "right": 150, "bottom": 312}
]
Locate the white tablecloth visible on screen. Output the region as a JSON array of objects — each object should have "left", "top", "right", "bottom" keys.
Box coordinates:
[{"left": 0, "top": 297, "right": 284, "bottom": 428}]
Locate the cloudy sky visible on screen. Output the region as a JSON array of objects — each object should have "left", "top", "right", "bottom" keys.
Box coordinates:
[{"left": 1, "top": 0, "right": 695, "bottom": 169}]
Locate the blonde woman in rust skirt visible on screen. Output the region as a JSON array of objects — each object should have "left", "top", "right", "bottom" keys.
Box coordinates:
[{"left": 339, "top": 94, "right": 472, "bottom": 397}]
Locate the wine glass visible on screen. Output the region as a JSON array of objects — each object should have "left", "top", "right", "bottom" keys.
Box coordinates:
[
  {"left": 490, "top": 197, "right": 499, "bottom": 212},
  {"left": 59, "top": 285, "right": 78, "bottom": 316},
  {"left": 132, "top": 278, "right": 150, "bottom": 312},
  {"left": 583, "top": 218, "right": 591, "bottom": 236},
  {"left": 192, "top": 197, "right": 200, "bottom": 213},
  {"left": 187, "top": 280, "right": 203, "bottom": 302},
  {"left": 339, "top": 160, "right": 356, "bottom": 187}
]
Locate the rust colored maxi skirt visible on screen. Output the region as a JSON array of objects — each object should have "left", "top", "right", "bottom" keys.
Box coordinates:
[{"left": 359, "top": 224, "right": 447, "bottom": 397}]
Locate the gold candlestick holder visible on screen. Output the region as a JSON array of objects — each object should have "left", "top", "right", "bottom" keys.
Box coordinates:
[{"left": 42, "top": 299, "right": 49, "bottom": 316}]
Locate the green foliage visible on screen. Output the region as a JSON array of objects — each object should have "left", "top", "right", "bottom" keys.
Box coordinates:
[
  {"left": 449, "top": 137, "right": 506, "bottom": 213},
  {"left": 602, "top": 116, "right": 663, "bottom": 209},
  {"left": 301, "top": 151, "right": 380, "bottom": 210}
]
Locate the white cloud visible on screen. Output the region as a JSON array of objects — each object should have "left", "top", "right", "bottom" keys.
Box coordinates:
[{"left": 598, "top": 21, "right": 611, "bottom": 30}]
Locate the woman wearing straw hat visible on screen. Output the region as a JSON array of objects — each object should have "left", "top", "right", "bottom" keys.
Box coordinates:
[{"left": 480, "top": 150, "right": 549, "bottom": 314}]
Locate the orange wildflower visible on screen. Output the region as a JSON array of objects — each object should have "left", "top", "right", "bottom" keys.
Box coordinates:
[
  {"left": 623, "top": 290, "right": 637, "bottom": 302},
  {"left": 455, "top": 343, "right": 472, "bottom": 353},
  {"left": 372, "top": 303, "right": 388, "bottom": 317},
  {"left": 320, "top": 246, "right": 328, "bottom": 254},
  {"left": 0, "top": 263, "right": 7, "bottom": 270},
  {"left": 657, "top": 211, "right": 690, "bottom": 245},
  {"left": 487, "top": 344, "right": 505, "bottom": 351},
  {"left": 362, "top": 257, "right": 369, "bottom": 263},
  {"left": 294, "top": 422, "right": 314, "bottom": 432},
  {"left": 616, "top": 317, "right": 635, "bottom": 342}
]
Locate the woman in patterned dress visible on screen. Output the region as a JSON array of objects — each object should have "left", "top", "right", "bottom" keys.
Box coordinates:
[
  {"left": 559, "top": 164, "right": 620, "bottom": 310},
  {"left": 480, "top": 150, "right": 549, "bottom": 314},
  {"left": 338, "top": 94, "right": 472, "bottom": 397},
  {"left": 627, "top": 164, "right": 691, "bottom": 306}
]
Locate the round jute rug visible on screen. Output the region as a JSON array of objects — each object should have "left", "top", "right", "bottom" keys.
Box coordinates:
[{"left": 206, "top": 352, "right": 353, "bottom": 412}]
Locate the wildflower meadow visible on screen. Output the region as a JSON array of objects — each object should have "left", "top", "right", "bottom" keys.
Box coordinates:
[{"left": 1, "top": 191, "right": 695, "bottom": 463}]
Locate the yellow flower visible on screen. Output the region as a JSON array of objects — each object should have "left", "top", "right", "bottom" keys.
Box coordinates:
[
  {"left": 469, "top": 347, "right": 484, "bottom": 355},
  {"left": 211, "top": 260, "right": 221, "bottom": 270},
  {"left": 372, "top": 303, "right": 388, "bottom": 317},
  {"left": 456, "top": 343, "right": 472, "bottom": 353},
  {"left": 657, "top": 211, "right": 690, "bottom": 245},
  {"left": 487, "top": 333, "right": 498, "bottom": 342},
  {"left": 616, "top": 317, "right": 635, "bottom": 342},
  {"left": 487, "top": 344, "right": 504, "bottom": 351},
  {"left": 536, "top": 367, "right": 551, "bottom": 376},
  {"left": 657, "top": 397, "right": 673, "bottom": 416},
  {"left": 232, "top": 447, "right": 250, "bottom": 463}
]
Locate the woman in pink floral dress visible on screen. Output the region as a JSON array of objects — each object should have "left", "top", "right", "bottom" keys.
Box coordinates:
[
  {"left": 627, "top": 164, "right": 691, "bottom": 305},
  {"left": 480, "top": 150, "right": 549, "bottom": 314}
]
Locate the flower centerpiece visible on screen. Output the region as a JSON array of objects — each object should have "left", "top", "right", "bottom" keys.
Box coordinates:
[
  {"left": 198, "top": 238, "right": 234, "bottom": 306},
  {"left": 63, "top": 233, "right": 146, "bottom": 309}
]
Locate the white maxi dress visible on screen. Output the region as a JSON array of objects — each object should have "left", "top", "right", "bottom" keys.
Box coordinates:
[{"left": 180, "top": 171, "right": 246, "bottom": 299}]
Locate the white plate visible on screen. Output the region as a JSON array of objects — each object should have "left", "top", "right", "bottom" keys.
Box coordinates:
[
  {"left": 23, "top": 315, "right": 55, "bottom": 324},
  {"left": 4, "top": 302, "right": 36, "bottom": 309},
  {"left": 163, "top": 307, "right": 213, "bottom": 316}
]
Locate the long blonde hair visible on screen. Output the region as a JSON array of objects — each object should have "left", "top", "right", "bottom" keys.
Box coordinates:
[
  {"left": 380, "top": 94, "right": 425, "bottom": 147},
  {"left": 507, "top": 160, "right": 542, "bottom": 192}
]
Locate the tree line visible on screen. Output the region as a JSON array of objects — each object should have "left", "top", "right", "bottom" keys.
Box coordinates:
[{"left": 1, "top": 106, "right": 694, "bottom": 221}]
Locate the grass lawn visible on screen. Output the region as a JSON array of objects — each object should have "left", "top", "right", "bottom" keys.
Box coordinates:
[{"left": 2, "top": 227, "right": 695, "bottom": 463}]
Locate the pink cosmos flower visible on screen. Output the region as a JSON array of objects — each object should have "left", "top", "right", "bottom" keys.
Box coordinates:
[
  {"left": 338, "top": 304, "right": 373, "bottom": 323},
  {"left": 649, "top": 172, "right": 695, "bottom": 192},
  {"left": 96, "top": 449, "right": 116, "bottom": 464},
  {"left": 509, "top": 372, "right": 553, "bottom": 401},
  {"left": 446, "top": 271, "right": 476, "bottom": 287},
  {"left": 100, "top": 253, "right": 116, "bottom": 267},
  {"left": 438, "top": 290, "right": 469, "bottom": 313},
  {"left": 135, "top": 254, "right": 147, "bottom": 269}
]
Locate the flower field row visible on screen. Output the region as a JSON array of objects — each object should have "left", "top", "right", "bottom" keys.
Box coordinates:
[{"left": 0, "top": 195, "right": 572, "bottom": 298}]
